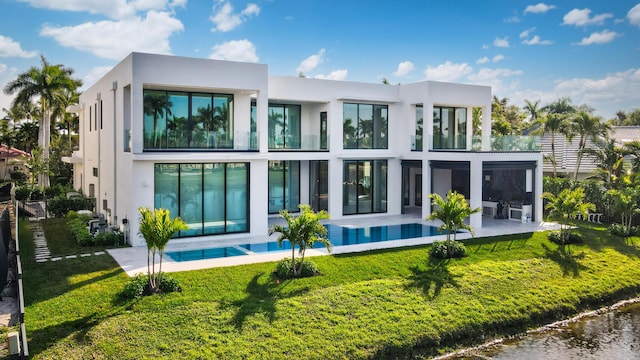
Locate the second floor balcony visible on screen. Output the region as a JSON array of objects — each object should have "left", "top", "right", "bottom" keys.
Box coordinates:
[{"left": 411, "top": 135, "right": 540, "bottom": 152}]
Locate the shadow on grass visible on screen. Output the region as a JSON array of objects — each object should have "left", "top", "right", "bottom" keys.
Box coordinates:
[
  {"left": 222, "top": 272, "right": 310, "bottom": 330},
  {"left": 405, "top": 257, "right": 461, "bottom": 300},
  {"left": 542, "top": 243, "right": 588, "bottom": 277},
  {"left": 467, "top": 233, "right": 533, "bottom": 254}
]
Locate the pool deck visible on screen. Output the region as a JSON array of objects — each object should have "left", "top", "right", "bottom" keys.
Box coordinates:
[{"left": 108, "top": 213, "right": 561, "bottom": 276}]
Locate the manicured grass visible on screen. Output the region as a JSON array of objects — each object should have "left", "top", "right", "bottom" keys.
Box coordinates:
[{"left": 21, "top": 217, "right": 640, "bottom": 359}]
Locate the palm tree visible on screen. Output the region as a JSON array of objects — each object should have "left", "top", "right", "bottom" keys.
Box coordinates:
[
  {"left": 567, "top": 112, "right": 609, "bottom": 181},
  {"left": 542, "top": 187, "right": 595, "bottom": 247},
  {"left": 623, "top": 140, "right": 640, "bottom": 174},
  {"left": 3, "top": 55, "right": 81, "bottom": 187},
  {"left": 138, "top": 207, "right": 188, "bottom": 292},
  {"left": 583, "top": 138, "right": 625, "bottom": 185},
  {"left": 523, "top": 99, "right": 541, "bottom": 123},
  {"left": 143, "top": 92, "right": 172, "bottom": 148},
  {"left": 426, "top": 190, "right": 481, "bottom": 258},
  {"left": 537, "top": 113, "right": 567, "bottom": 177},
  {"left": 269, "top": 204, "right": 331, "bottom": 278},
  {"left": 51, "top": 88, "right": 80, "bottom": 151}
]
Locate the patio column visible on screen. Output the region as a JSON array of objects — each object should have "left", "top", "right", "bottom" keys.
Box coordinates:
[{"left": 469, "top": 159, "right": 483, "bottom": 229}]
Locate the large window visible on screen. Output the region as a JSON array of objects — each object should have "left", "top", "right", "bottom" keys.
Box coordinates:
[
  {"left": 268, "top": 104, "right": 301, "bottom": 149},
  {"left": 415, "top": 105, "right": 423, "bottom": 151},
  {"left": 268, "top": 160, "right": 300, "bottom": 214},
  {"left": 432, "top": 106, "right": 467, "bottom": 150},
  {"left": 154, "top": 162, "right": 248, "bottom": 237},
  {"left": 143, "top": 90, "right": 233, "bottom": 150},
  {"left": 343, "top": 160, "right": 387, "bottom": 215},
  {"left": 343, "top": 103, "right": 388, "bottom": 149}
]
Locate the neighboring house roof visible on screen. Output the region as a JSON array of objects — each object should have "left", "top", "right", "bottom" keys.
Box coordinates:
[
  {"left": 539, "top": 134, "right": 599, "bottom": 175},
  {"left": 610, "top": 126, "right": 640, "bottom": 145},
  {"left": 0, "top": 145, "right": 29, "bottom": 159}
]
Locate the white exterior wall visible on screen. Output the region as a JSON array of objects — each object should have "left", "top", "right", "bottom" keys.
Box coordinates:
[{"left": 73, "top": 53, "right": 543, "bottom": 248}]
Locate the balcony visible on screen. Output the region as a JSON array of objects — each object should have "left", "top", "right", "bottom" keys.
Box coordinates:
[
  {"left": 143, "top": 131, "right": 259, "bottom": 151},
  {"left": 471, "top": 135, "right": 540, "bottom": 151},
  {"left": 269, "top": 135, "right": 329, "bottom": 152}
]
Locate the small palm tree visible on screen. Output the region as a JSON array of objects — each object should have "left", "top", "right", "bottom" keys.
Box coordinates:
[
  {"left": 541, "top": 187, "right": 595, "bottom": 246},
  {"left": 138, "top": 207, "right": 188, "bottom": 292},
  {"left": 269, "top": 204, "right": 331, "bottom": 277},
  {"left": 426, "top": 190, "right": 481, "bottom": 257}
]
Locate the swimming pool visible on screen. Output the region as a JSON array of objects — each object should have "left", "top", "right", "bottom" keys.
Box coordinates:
[{"left": 166, "top": 223, "right": 446, "bottom": 262}]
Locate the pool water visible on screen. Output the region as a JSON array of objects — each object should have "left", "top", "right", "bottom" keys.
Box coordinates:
[{"left": 166, "top": 223, "right": 445, "bottom": 262}]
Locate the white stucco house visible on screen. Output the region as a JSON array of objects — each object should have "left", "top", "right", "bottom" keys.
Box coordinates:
[{"left": 64, "top": 52, "right": 543, "bottom": 247}]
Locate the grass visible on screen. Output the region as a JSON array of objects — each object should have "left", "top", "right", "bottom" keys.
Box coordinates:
[{"left": 20, "top": 217, "right": 640, "bottom": 359}]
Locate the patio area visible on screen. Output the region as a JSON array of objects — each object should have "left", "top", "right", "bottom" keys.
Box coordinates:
[{"left": 108, "top": 213, "right": 560, "bottom": 276}]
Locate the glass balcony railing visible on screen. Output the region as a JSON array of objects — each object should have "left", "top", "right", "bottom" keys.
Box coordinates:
[
  {"left": 472, "top": 135, "right": 540, "bottom": 151},
  {"left": 269, "top": 135, "right": 329, "bottom": 151},
  {"left": 143, "top": 131, "right": 259, "bottom": 151}
]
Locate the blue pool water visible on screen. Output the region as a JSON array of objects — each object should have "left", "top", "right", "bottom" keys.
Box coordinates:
[{"left": 166, "top": 223, "right": 445, "bottom": 262}]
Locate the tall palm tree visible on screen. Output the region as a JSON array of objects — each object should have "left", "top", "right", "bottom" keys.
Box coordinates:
[
  {"left": 624, "top": 140, "right": 640, "bottom": 174},
  {"left": 523, "top": 99, "right": 541, "bottom": 123},
  {"left": 537, "top": 113, "right": 567, "bottom": 177},
  {"left": 3, "top": 55, "right": 81, "bottom": 186},
  {"left": 567, "top": 112, "right": 609, "bottom": 181},
  {"left": 51, "top": 88, "right": 80, "bottom": 151}
]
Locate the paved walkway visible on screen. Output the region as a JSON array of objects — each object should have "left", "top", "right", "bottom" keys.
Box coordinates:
[{"left": 108, "top": 214, "right": 560, "bottom": 277}]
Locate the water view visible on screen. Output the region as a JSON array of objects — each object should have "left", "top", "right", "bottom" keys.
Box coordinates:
[{"left": 454, "top": 300, "right": 640, "bottom": 359}]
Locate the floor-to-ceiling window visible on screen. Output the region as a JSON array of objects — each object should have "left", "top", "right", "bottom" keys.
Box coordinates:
[
  {"left": 310, "top": 160, "right": 328, "bottom": 212},
  {"left": 343, "top": 103, "right": 388, "bottom": 149},
  {"left": 268, "top": 104, "right": 301, "bottom": 149},
  {"left": 432, "top": 106, "right": 467, "bottom": 150},
  {"left": 343, "top": 160, "right": 387, "bottom": 215},
  {"left": 143, "top": 90, "right": 233, "bottom": 150},
  {"left": 154, "top": 162, "right": 248, "bottom": 237},
  {"left": 415, "top": 105, "right": 423, "bottom": 151},
  {"left": 268, "top": 160, "right": 300, "bottom": 213}
]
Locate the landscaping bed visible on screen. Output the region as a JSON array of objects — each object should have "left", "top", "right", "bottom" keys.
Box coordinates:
[{"left": 21, "top": 218, "right": 640, "bottom": 359}]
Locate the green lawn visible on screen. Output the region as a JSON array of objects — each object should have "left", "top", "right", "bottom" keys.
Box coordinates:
[{"left": 21, "top": 217, "right": 640, "bottom": 359}]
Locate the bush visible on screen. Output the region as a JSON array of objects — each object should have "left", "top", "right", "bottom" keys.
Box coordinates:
[
  {"left": 14, "top": 185, "right": 31, "bottom": 201},
  {"left": 30, "top": 187, "right": 44, "bottom": 200},
  {"left": 47, "top": 196, "right": 94, "bottom": 218},
  {"left": 276, "top": 258, "right": 319, "bottom": 279},
  {"left": 429, "top": 241, "right": 468, "bottom": 259},
  {"left": 548, "top": 230, "right": 583, "bottom": 245},
  {"left": 120, "top": 273, "right": 182, "bottom": 301},
  {"left": 10, "top": 171, "right": 28, "bottom": 185},
  {"left": 94, "top": 231, "right": 124, "bottom": 246},
  {"left": 608, "top": 224, "right": 640, "bottom": 237}
]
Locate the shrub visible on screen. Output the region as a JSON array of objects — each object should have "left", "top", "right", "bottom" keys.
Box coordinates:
[
  {"left": 276, "top": 258, "right": 319, "bottom": 279},
  {"left": 548, "top": 230, "right": 583, "bottom": 245},
  {"left": 120, "top": 273, "right": 182, "bottom": 301},
  {"left": 608, "top": 224, "right": 640, "bottom": 238},
  {"left": 94, "top": 231, "right": 124, "bottom": 246},
  {"left": 30, "top": 187, "right": 44, "bottom": 200},
  {"left": 14, "top": 185, "right": 31, "bottom": 201},
  {"left": 10, "top": 171, "right": 28, "bottom": 185},
  {"left": 429, "top": 241, "right": 468, "bottom": 259},
  {"left": 47, "top": 196, "right": 94, "bottom": 218}
]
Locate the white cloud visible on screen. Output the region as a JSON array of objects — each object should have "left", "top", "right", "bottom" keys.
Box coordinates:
[
  {"left": 629, "top": 4, "right": 640, "bottom": 27},
  {"left": 0, "top": 35, "right": 37, "bottom": 58},
  {"left": 424, "top": 61, "right": 473, "bottom": 82},
  {"left": 562, "top": 8, "right": 613, "bottom": 27},
  {"left": 18, "top": 0, "right": 173, "bottom": 20},
  {"left": 297, "top": 49, "right": 325, "bottom": 74},
  {"left": 210, "top": 1, "right": 260, "bottom": 32},
  {"left": 0, "top": 64, "right": 18, "bottom": 113},
  {"left": 82, "top": 66, "right": 113, "bottom": 89},
  {"left": 209, "top": 39, "right": 258, "bottom": 63},
  {"left": 520, "top": 27, "right": 536, "bottom": 38},
  {"left": 493, "top": 37, "right": 510, "bottom": 48},
  {"left": 493, "top": 54, "right": 505, "bottom": 62},
  {"left": 524, "top": 3, "right": 556, "bottom": 14},
  {"left": 314, "top": 70, "right": 348, "bottom": 81},
  {"left": 40, "top": 11, "right": 184, "bottom": 60},
  {"left": 575, "top": 30, "right": 620, "bottom": 45},
  {"left": 394, "top": 61, "right": 414, "bottom": 76},
  {"left": 476, "top": 57, "right": 490, "bottom": 64},
  {"left": 468, "top": 67, "right": 523, "bottom": 95},
  {"left": 522, "top": 35, "right": 553, "bottom": 45}
]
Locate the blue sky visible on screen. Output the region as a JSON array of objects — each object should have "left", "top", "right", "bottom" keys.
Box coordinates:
[{"left": 1, "top": 0, "right": 639, "bottom": 120}]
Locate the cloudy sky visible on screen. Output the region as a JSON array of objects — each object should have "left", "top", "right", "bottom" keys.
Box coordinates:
[{"left": 1, "top": 0, "right": 639, "bottom": 119}]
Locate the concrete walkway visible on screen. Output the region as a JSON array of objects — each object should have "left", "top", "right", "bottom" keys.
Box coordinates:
[{"left": 108, "top": 214, "right": 560, "bottom": 277}]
